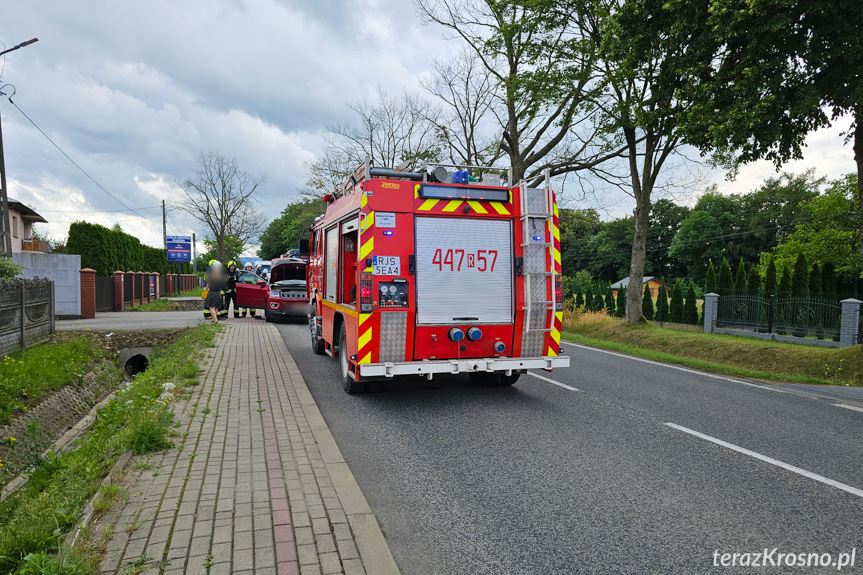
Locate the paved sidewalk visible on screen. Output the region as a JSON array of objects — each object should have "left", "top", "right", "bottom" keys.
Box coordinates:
[{"left": 100, "top": 320, "right": 399, "bottom": 575}]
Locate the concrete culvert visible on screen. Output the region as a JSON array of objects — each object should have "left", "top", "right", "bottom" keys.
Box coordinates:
[{"left": 118, "top": 347, "right": 153, "bottom": 379}]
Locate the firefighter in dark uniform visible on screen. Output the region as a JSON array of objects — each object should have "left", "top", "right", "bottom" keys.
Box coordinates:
[
  {"left": 224, "top": 261, "right": 241, "bottom": 319},
  {"left": 242, "top": 262, "right": 257, "bottom": 318}
]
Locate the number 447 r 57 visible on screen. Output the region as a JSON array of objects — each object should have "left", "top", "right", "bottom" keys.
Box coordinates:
[{"left": 431, "top": 248, "right": 497, "bottom": 272}]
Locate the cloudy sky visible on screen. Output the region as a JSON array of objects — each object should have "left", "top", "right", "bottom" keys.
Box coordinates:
[{"left": 1, "top": 1, "right": 857, "bottom": 254}]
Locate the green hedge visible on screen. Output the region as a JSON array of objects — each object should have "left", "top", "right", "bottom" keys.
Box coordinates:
[{"left": 65, "top": 221, "right": 191, "bottom": 276}]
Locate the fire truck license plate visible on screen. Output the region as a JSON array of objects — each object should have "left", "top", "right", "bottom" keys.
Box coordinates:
[{"left": 373, "top": 256, "right": 400, "bottom": 276}]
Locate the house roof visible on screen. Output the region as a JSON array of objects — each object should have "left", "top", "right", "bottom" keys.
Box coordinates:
[
  {"left": 610, "top": 276, "right": 655, "bottom": 289},
  {"left": 6, "top": 197, "right": 48, "bottom": 223}
]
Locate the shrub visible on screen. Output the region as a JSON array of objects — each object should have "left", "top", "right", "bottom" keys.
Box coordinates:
[
  {"left": 734, "top": 258, "right": 747, "bottom": 294},
  {"left": 615, "top": 287, "right": 626, "bottom": 317},
  {"left": 717, "top": 258, "right": 733, "bottom": 295},
  {"left": 0, "top": 257, "right": 24, "bottom": 280},
  {"left": 704, "top": 261, "right": 717, "bottom": 294},
  {"left": 670, "top": 280, "right": 684, "bottom": 323},
  {"left": 747, "top": 265, "right": 761, "bottom": 296},
  {"left": 684, "top": 282, "right": 699, "bottom": 324},
  {"left": 604, "top": 285, "right": 615, "bottom": 315},
  {"left": 642, "top": 283, "right": 654, "bottom": 320},
  {"left": 656, "top": 278, "right": 669, "bottom": 322},
  {"left": 791, "top": 253, "right": 809, "bottom": 297}
]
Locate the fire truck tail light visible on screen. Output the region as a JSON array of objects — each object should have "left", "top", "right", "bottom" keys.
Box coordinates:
[
  {"left": 448, "top": 327, "right": 465, "bottom": 342},
  {"left": 494, "top": 341, "right": 506, "bottom": 353},
  {"left": 554, "top": 275, "right": 564, "bottom": 311},
  {"left": 360, "top": 273, "right": 373, "bottom": 313},
  {"left": 467, "top": 327, "right": 482, "bottom": 341}
]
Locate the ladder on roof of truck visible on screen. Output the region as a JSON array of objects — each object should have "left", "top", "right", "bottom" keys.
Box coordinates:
[{"left": 519, "top": 170, "right": 555, "bottom": 334}]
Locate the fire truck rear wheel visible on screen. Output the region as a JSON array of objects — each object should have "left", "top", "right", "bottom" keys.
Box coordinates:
[
  {"left": 310, "top": 315, "right": 325, "bottom": 355},
  {"left": 339, "top": 323, "right": 366, "bottom": 394}
]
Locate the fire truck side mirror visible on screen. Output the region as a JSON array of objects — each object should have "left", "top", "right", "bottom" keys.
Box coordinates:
[{"left": 299, "top": 239, "right": 310, "bottom": 258}]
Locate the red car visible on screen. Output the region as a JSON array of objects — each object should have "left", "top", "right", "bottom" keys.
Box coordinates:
[{"left": 264, "top": 258, "right": 308, "bottom": 322}]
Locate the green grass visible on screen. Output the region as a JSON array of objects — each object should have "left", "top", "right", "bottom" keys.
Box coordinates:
[
  {"left": 0, "top": 323, "right": 217, "bottom": 574},
  {"left": 0, "top": 338, "right": 104, "bottom": 426},
  {"left": 177, "top": 287, "right": 204, "bottom": 297},
  {"left": 126, "top": 299, "right": 179, "bottom": 312},
  {"left": 562, "top": 314, "right": 862, "bottom": 386}
]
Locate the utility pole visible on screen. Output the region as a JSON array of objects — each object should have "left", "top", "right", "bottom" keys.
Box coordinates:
[
  {"left": 192, "top": 232, "right": 197, "bottom": 274},
  {"left": 162, "top": 199, "right": 167, "bottom": 250},
  {"left": 0, "top": 38, "right": 39, "bottom": 259},
  {"left": 0, "top": 104, "right": 12, "bottom": 258}
]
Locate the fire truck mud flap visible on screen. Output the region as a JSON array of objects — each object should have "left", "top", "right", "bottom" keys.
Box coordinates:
[{"left": 359, "top": 356, "right": 570, "bottom": 378}]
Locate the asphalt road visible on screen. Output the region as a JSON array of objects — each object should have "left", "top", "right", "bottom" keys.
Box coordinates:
[{"left": 275, "top": 322, "right": 863, "bottom": 574}]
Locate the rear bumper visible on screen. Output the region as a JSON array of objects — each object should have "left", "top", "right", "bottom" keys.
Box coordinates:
[{"left": 358, "top": 355, "right": 570, "bottom": 378}]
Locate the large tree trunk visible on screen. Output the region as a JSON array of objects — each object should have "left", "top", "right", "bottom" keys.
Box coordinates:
[{"left": 626, "top": 191, "right": 651, "bottom": 322}]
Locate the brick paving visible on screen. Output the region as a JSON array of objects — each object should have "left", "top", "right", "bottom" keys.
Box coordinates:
[{"left": 100, "top": 320, "right": 398, "bottom": 575}]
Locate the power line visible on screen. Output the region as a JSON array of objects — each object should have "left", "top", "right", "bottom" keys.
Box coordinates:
[
  {"left": 37, "top": 205, "right": 162, "bottom": 213},
  {"left": 8, "top": 97, "right": 152, "bottom": 218}
]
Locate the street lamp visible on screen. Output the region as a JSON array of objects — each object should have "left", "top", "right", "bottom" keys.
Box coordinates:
[{"left": 0, "top": 38, "right": 39, "bottom": 259}]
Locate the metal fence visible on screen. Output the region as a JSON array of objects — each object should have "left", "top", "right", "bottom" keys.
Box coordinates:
[
  {"left": 0, "top": 278, "right": 55, "bottom": 355},
  {"left": 717, "top": 294, "right": 841, "bottom": 340},
  {"left": 94, "top": 276, "right": 115, "bottom": 312}
]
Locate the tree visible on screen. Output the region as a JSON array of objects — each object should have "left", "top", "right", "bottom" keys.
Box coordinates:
[
  {"left": 196, "top": 235, "right": 244, "bottom": 271},
  {"left": 791, "top": 253, "right": 809, "bottom": 297},
  {"left": 656, "top": 278, "right": 670, "bottom": 322},
  {"left": 605, "top": 285, "right": 615, "bottom": 315},
  {"left": 306, "top": 88, "right": 441, "bottom": 190},
  {"left": 765, "top": 257, "right": 778, "bottom": 296},
  {"left": 258, "top": 198, "right": 325, "bottom": 260},
  {"left": 586, "top": 218, "right": 637, "bottom": 282},
  {"left": 747, "top": 265, "right": 760, "bottom": 296},
  {"left": 648, "top": 199, "right": 691, "bottom": 279},
  {"left": 575, "top": 290, "right": 584, "bottom": 308},
  {"left": 669, "top": 190, "right": 739, "bottom": 282},
  {"left": 734, "top": 258, "right": 747, "bottom": 295},
  {"left": 576, "top": 0, "right": 713, "bottom": 322},
  {"left": 717, "top": 258, "right": 733, "bottom": 295},
  {"left": 417, "top": 0, "right": 625, "bottom": 185},
  {"left": 822, "top": 263, "right": 837, "bottom": 299},
  {"left": 770, "top": 175, "right": 859, "bottom": 281},
  {"left": 778, "top": 266, "right": 792, "bottom": 298},
  {"left": 616, "top": 287, "right": 626, "bottom": 317},
  {"left": 809, "top": 264, "right": 822, "bottom": 298},
  {"left": 684, "top": 281, "right": 699, "bottom": 325},
  {"left": 559, "top": 208, "right": 602, "bottom": 277},
  {"left": 704, "top": 261, "right": 717, "bottom": 294},
  {"left": 422, "top": 50, "right": 504, "bottom": 168},
  {"left": 678, "top": 0, "right": 863, "bottom": 266},
  {"left": 176, "top": 152, "right": 265, "bottom": 262},
  {"left": 641, "top": 282, "right": 654, "bottom": 320},
  {"left": 670, "top": 280, "right": 684, "bottom": 323},
  {"left": 585, "top": 285, "right": 594, "bottom": 310}
]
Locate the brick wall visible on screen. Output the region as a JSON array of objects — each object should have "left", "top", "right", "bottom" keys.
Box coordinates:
[{"left": 80, "top": 268, "right": 96, "bottom": 319}]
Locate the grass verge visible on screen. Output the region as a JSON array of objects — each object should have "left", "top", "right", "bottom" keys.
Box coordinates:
[
  {"left": 126, "top": 299, "right": 179, "bottom": 312},
  {"left": 178, "top": 287, "right": 204, "bottom": 297},
  {"left": 563, "top": 310, "right": 861, "bottom": 386},
  {"left": 0, "top": 338, "right": 105, "bottom": 426},
  {"left": 0, "top": 323, "right": 217, "bottom": 574}
]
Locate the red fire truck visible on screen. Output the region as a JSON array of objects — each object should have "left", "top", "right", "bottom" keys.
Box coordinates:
[{"left": 300, "top": 161, "right": 570, "bottom": 393}]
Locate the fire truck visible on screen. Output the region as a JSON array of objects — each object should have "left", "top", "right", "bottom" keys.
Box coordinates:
[{"left": 300, "top": 161, "right": 570, "bottom": 393}]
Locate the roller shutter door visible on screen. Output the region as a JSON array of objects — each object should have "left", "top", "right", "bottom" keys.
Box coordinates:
[{"left": 415, "top": 217, "right": 513, "bottom": 324}]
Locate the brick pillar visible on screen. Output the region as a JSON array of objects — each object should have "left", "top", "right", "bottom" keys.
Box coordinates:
[
  {"left": 113, "top": 271, "right": 125, "bottom": 311},
  {"left": 167, "top": 274, "right": 173, "bottom": 297},
  {"left": 840, "top": 299, "right": 862, "bottom": 347},
  {"left": 80, "top": 268, "right": 96, "bottom": 319},
  {"left": 703, "top": 293, "right": 719, "bottom": 333}
]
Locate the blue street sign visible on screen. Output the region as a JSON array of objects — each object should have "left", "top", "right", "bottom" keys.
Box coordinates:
[{"left": 166, "top": 235, "right": 192, "bottom": 262}]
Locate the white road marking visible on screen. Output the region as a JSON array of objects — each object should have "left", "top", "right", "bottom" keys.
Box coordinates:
[
  {"left": 527, "top": 371, "right": 580, "bottom": 392},
  {"left": 562, "top": 341, "right": 785, "bottom": 393},
  {"left": 665, "top": 422, "right": 863, "bottom": 499},
  {"left": 834, "top": 403, "right": 863, "bottom": 413}
]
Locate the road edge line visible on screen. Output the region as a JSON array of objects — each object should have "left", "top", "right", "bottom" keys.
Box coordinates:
[{"left": 664, "top": 422, "right": 863, "bottom": 499}]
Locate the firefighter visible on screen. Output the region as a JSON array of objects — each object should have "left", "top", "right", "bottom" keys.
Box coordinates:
[
  {"left": 203, "top": 260, "right": 227, "bottom": 323},
  {"left": 224, "top": 261, "right": 241, "bottom": 319},
  {"left": 242, "top": 262, "right": 257, "bottom": 318}
]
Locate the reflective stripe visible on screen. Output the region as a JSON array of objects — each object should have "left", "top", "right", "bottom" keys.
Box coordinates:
[
  {"left": 491, "top": 202, "right": 511, "bottom": 215},
  {"left": 360, "top": 237, "right": 374, "bottom": 260},
  {"left": 358, "top": 328, "right": 372, "bottom": 350},
  {"left": 442, "top": 200, "right": 463, "bottom": 212},
  {"left": 419, "top": 198, "right": 440, "bottom": 211},
  {"left": 467, "top": 200, "right": 487, "bottom": 214}
]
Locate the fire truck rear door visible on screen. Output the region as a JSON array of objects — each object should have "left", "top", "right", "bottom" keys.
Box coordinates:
[{"left": 414, "top": 217, "right": 513, "bottom": 324}]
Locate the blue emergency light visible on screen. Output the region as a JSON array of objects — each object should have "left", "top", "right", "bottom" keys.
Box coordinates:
[
  {"left": 533, "top": 235, "right": 543, "bottom": 241},
  {"left": 383, "top": 230, "right": 393, "bottom": 236}
]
